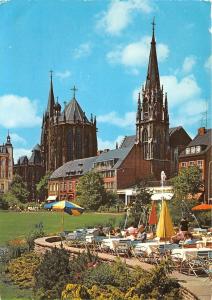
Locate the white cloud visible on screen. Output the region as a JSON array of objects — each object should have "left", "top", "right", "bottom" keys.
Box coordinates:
[
  {"left": 160, "top": 73, "right": 207, "bottom": 128},
  {"left": 97, "top": 0, "right": 153, "bottom": 35},
  {"left": 204, "top": 55, "right": 212, "bottom": 70},
  {"left": 10, "top": 133, "right": 27, "bottom": 145},
  {"left": 98, "top": 135, "right": 124, "bottom": 150},
  {"left": 55, "top": 70, "right": 71, "bottom": 80},
  {"left": 73, "top": 43, "right": 92, "bottom": 59},
  {"left": 160, "top": 75, "right": 201, "bottom": 108},
  {"left": 13, "top": 148, "right": 32, "bottom": 164},
  {"left": 0, "top": 0, "right": 10, "bottom": 5},
  {"left": 97, "top": 111, "right": 136, "bottom": 128},
  {"left": 107, "top": 36, "right": 169, "bottom": 68},
  {"left": 182, "top": 55, "right": 196, "bottom": 73},
  {"left": 0, "top": 94, "right": 41, "bottom": 128}
]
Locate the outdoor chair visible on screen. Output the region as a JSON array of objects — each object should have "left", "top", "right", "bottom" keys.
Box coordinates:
[
  {"left": 131, "top": 244, "right": 148, "bottom": 262},
  {"left": 182, "top": 254, "right": 210, "bottom": 277},
  {"left": 113, "top": 240, "right": 131, "bottom": 257},
  {"left": 146, "top": 246, "right": 161, "bottom": 265},
  {"left": 170, "top": 252, "right": 183, "bottom": 272}
]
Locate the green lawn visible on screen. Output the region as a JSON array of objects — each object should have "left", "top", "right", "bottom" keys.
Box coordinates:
[{"left": 0, "top": 210, "right": 123, "bottom": 246}]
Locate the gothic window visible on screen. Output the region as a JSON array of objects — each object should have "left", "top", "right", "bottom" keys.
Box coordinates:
[
  {"left": 76, "top": 127, "right": 82, "bottom": 158},
  {"left": 67, "top": 128, "right": 73, "bottom": 161},
  {"left": 143, "top": 129, "right": 148, "bottom": 159},
  {"left": 156, "top": 131, "right": 161, "bottom": 158},
  {"left": 143, "top": 100, "right": 148, "bottom": 120}
]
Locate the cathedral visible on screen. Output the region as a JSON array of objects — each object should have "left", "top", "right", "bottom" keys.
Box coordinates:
[{"left": 40, "top": 76, "right": 98, "bottom": 173}]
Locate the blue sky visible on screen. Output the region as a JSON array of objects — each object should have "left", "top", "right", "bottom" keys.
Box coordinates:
[{"left": 0, "top": 0, "right": 211, "bottom": 162}]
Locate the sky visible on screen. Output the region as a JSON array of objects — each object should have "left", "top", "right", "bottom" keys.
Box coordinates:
[{"left": 0, "top": 0, "right": 211, "bottom": 162}]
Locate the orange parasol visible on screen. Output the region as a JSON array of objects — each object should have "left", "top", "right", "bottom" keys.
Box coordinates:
[
  {"left": 191, "top": 203, "right": 212, "bottom": 211},
  {"left": 148, "top": 201, "right": 157, "bottom": 225}
]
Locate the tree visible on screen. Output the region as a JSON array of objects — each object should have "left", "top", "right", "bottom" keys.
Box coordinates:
[
  {"left": 171, "top": 166, "right": 203, "bottom": 200},
  {"left": 3, "top": 175, "right": 29, "bottom": 207},
  {"left": 170, "top": 166, "right": 203, "bottom": 225},
  {"left": 76, "top": 171, "right": 107, "bottom": 210},
  {"left": 36, "top": 172, "right": 51, "bottom": 201},
  {"left": 129, "top": 182, "right": 153, "bottom": 226}
]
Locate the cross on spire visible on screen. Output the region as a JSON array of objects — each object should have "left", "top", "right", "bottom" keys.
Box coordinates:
[
  {"left": 71, "top": 85, "right": 78, "bottom": 99},
  {"left": 49, "top": 70, "right": 53, "bottom": 80},
  {"left": 151, "top": 17, "right": 156, "bottom": 35}
]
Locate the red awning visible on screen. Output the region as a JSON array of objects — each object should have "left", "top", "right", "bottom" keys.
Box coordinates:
[{"left": 192, "top": 203, "right": 212, "bottom": 211}]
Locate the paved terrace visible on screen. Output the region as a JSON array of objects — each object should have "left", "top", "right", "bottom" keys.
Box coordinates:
[{"left": 34, "top": 237, "right": 212, "bottom": 300}]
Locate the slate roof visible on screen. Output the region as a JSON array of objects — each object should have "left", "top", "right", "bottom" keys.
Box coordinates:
[
  {"left": 120, "top": 135, "right": 136, "bottom": 148},
  {"left": 64, "top": 98, "right": 89, "bottom": 123},
  {"left": 17, "top": 156, "right": 28, "bottom": 165},
  {"left": 169, "top": 126, "right": 183, "bottom": 136},
  {"left": 28, "top": 149, "right": 42, "bottom": 165},
  {"left": 179, "top": 129, "right": 211, "bottom": 157},
  {"left": 95, "top": 146, "right": 133, "bottom": 169},
  {"left": 50, "top": 156, "right": 97, "bottom": 179}
]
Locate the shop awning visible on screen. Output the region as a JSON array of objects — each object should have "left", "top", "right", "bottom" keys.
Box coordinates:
[
  {"left": 151, "top": 192, "right": 173, "bottom": 201},
  {"left": 46, "top": 195, "right": 58, "bottom": 201}
]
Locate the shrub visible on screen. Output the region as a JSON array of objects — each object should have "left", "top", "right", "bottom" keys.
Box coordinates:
[
  {"left": 6, "top": 251, "right": 41, "bottom": 289},
  {"left": 62, "top": 283, "right": 91, "bottom": 300},
  {"left": 6, "top": 238, "right": 29, "bottom": 260},
  {"left": 34, "top": 247, "right": 71, "bottom": 299},
  {"left": 26, "top": 222, "right": 45, "bottom": 251}
]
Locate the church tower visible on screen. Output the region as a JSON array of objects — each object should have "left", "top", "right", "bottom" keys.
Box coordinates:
[
  {"left": 136, "top": 20, "right": 170, "bottom": 178},
  {"left": 41, "top": 73, "right": 97, "bottom": 173}
]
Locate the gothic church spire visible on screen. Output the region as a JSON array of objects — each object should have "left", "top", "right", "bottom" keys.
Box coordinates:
[
  {"left": 47, "top": 70, "right": 55, "bottom": 117},
  {"left": 145, "top": 18, "right": 160, "bottom": 90}
]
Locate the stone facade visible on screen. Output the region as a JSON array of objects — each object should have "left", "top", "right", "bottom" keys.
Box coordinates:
[
  {"left": 0, "top": 133, "right": 13, "bottom": 194},
  {"left": 41, "top": 78, "right": 97, "bottom": 173}
]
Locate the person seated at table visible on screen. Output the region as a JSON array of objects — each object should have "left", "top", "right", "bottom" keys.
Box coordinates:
[
  {"left": 171, "top": 230, "right": 185, "bottom": 244},
  {"left": 184, "top": 232, "right": 197, "bottom": 245},
  {"left": 114, "top": 228, "right": 123, "bottom": 238},
  {"left": 97, "top": 226, "right": 106, "bottom": 237},
  {"left": 180, "top": 217, "right": 189, "bottom": 233},
  {"left": 137, "top": 225, "right": 147, "bottom": 242},
  {"left": 125, "top": 223, "right": 137, "bottom": 237}
]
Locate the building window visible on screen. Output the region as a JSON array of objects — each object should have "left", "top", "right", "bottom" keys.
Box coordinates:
[
  {"left": 181, "top": 162, "right": 187, "bottom": 168},
  {"left": 68, "top": 182, "right": 73, "bottom": 191},
  {"left": 1, "top": 184, "right": 4, "bottom": 191},
  {"left": 189, "top": 161, "right": 195, "bottom": 166},
  {"left": 143, "top": 129, "right": 148, "bottom": 159},
  {"left": 196, "top": 146, "right": 201, "bottom": 153},
  {"left": 60, "top": 183, "right": 63, "bottom": 191},
  {"left": 185, "top": 148, "right": 190, "bottom": 155},
  {"left": 191, "top": 147, "right": 195, "bottom": 154},
  {"left": 197, "top": 160, "right": 203, "bottom": 169}
]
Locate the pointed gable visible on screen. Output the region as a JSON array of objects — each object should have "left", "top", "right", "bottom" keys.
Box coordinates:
[{"left": 64, "top": 98, "right": 89, "bottom": 123}]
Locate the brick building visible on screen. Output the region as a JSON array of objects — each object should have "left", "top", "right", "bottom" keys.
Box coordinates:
[
  {"left": 179, "top": 127, "right": 212, "bottom": 203},
  {"left": 48, "top": 143, "right": 151, "bottom": 201},
  {"left": 0, "top": 133, "right": 13, "bottom": 194},
  {"left": 14, "top": 144, "right": 45, "bottom": 200}
]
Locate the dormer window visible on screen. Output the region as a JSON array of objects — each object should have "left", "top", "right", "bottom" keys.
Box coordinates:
[
  {"left": 191, "top": 147, "right": 195, "bottom": 154},
  {"left": 196, "top": 146, "right": 201, "bottom": 153},
  {"left": 185, "top": 148, "right": 190, "bottom": 154}
]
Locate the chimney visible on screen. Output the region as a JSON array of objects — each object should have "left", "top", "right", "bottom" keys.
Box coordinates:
[{"left": 198, "top": 127, "right": 206, "bottom": 136}]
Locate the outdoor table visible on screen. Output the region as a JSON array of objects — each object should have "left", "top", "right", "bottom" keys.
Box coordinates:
[
  {"left": 101, "top": 238, "right": 132, "bottom": 251},
  {"left": 172, "top": 247, "right": 212, "bottom": 261},
  {"left": 131, "top": 241, "right": 179, "bottom": 255}
]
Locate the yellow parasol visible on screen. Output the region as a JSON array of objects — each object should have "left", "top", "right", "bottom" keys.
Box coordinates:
[{"left": 156, "top": 200, "right": 175, "bottom": 240}]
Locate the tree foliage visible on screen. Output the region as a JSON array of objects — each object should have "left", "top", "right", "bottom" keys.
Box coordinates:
[
  {"left": 76, "top": 171, "right": 107, "bottom": 210},
  {"left": 3, "top": 175, "right": 29, "bottom": 207},
  {"left": 171, "top": 166, "right": 203, "bottom": 200},
  {"left": 36, "top": 172, "right": 51, "bottom": 201}
]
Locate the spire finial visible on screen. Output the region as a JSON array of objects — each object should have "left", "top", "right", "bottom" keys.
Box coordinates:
[
  {"left": 49, "top": 70, "right": 53, "bottom": 81},
  {"left": 151, "top": 17, "right": 155, "bottom": 37},
  {"left": 71, "top": 85, "right": 78, "bottom": 99}
]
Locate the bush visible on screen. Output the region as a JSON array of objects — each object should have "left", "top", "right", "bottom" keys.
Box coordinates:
[
  {"left": 6, "top": 252, "right": 41, "bottom": 289},
  {"left": 26, "top": 222, "right": 45, "bottom": 251},
  {"left": 34, "top": 247, "right": 71, "bottom": 299},
  {"left": 6, "top": 238, "right": 29, "bottom": 261}
]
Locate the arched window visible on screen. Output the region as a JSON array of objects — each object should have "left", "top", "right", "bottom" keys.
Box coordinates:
[
  {"left": 155, "top": 130, "right": 161, "bottom": 158},
  {"left": 76, "top": 127, "right": 82, "bottom": 158},
  {"left": 67, "top": 128, "right": 73, "bottom": 161},
  {"left": 143, "top": 129, "right": 148, "bottom": 159}
]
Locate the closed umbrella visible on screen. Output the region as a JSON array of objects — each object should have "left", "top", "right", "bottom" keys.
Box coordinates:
[
  {"left": 156, "top": 200, "right": 174, "bottom": 240},
  {"left": 148, "top": 201, "right": 157, "bottom": 225}
]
